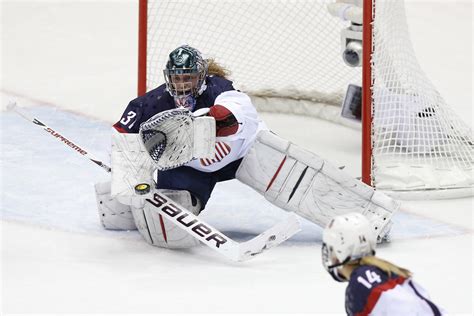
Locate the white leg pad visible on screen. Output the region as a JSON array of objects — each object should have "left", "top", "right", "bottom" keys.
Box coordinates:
[
  {"left": 132, "top": 189, "right": 202, "bottom": 249},
  {"left": 94, "top": 181, "right": 137, "bottom": 230},
  {"left": 236, "top": 131, "right": 399, "bottom": 240}
]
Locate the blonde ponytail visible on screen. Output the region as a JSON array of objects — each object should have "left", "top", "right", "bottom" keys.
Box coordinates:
[
  {"left": 206, "top": 58, "right": 231, "bottom": 79},
  {"left": 347, "top": 256, "right": 412, "bottom": 279}
]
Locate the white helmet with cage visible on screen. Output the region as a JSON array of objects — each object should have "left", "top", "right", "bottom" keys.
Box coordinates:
[{"left": 321, "top": 213, "right": 376, "bottom": 282}]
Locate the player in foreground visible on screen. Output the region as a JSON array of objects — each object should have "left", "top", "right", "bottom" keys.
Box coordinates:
[
  {"left": 322, "top": 213, "right": 445, "bottom": 315},
  {"left": 96, "top": 44, "right": 399, "bottom": 251}
]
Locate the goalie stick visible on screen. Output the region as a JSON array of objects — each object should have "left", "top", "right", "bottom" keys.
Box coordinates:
[
  {"left": 8, "top": 102, "right": 301, "bottom": 262},
  {"left": 7, "top": 102, "right": 111, "bottom": 173}
]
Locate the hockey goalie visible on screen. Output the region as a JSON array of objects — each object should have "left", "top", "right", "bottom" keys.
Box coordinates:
[{"left": 95, "top": 45, "right": 398, "bottom": 251}]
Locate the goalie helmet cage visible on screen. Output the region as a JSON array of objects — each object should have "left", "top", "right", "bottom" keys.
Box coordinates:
[{"left": 137, "top": 0, "right": 473, "bottom": 199}]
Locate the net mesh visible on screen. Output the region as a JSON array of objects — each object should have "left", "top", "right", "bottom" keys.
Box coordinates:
[
  {"left": 371, "top": 0, "right": 473, "bottom": 193},
  {"left": 146, "top": 0, "right": 360, "bottom": 102},
  {"left": 144, "top": 0, "right": 473, "bottom": 195}
]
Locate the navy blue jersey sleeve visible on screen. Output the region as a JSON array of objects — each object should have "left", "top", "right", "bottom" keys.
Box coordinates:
[
  {"left": 113, "top": 84, "right": 175, "bottom": 133},
  {"left": 194, "top": 76, "right": 235, "bottom": 110},
  {"left": 345, "top": 266, "right": 392, "bottom": 316}
]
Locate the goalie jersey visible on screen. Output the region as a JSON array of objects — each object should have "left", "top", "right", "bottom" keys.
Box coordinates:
[
  {"left": 345, "top": 265, "right": 444, "bottom": 316},
  {"left": 114, "top": 76, "right": 235, "bottom": 134},
  {"left": 114, "top": 75, "right": 267, "bottom": 173},
  {"left": 185, "top": 90, "right": 268, "bottom": 172},
  {"left": 113, "top": 76, "right": 267, "bottom": 208}
]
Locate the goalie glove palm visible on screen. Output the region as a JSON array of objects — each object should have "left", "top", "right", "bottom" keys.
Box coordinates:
[{"left": 139, "top": 108, "right": 215, "bottom": 170}]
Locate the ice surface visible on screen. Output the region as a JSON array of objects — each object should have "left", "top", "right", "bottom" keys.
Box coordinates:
[
  {"left": 2, "top": 107, "right": 467, "bottom": 241},
  {"left": 1, "top": 0, "right": 472, "bottom": 315}
]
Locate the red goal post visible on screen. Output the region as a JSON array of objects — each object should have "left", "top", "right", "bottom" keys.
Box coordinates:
[
  {"left": 362, "top": 0, "right": 373, "bottom": 187},
  {"left": 138, "top": 0, "right": 148, "bottom": 97}
]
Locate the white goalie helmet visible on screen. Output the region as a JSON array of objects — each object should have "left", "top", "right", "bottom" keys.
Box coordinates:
[{"left": 321, "top": 213, "right": 376, "bottom": 282}]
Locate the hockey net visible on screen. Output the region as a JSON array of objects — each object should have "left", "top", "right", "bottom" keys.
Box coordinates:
[{"left": 138, "top": 0, "right": 473, "bottom": 198}]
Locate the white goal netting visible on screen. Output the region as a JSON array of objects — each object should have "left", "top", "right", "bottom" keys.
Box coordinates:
[
  {"left": 370, "top": 0, "right": 472, "bottom": 197},
  {"left": 142, "top": 0, "right": 473, "bottom": 197}
]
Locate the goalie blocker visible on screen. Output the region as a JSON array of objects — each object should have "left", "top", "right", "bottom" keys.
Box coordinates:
[{"left": 236, "top": 130, "right": 398, "bottom": 242}]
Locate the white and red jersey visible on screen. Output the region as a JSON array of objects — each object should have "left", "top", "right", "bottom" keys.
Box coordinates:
[
  {"left": 185, "top": 90, "right": 268, "bottom": 172},
  {"left": 345, "top": 265, "right": 445, "bottom": 316}
]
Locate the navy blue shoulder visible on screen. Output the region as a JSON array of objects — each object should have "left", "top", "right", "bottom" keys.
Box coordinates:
[
  {"left": 345, "top": 265, "right": 391, "bottom": 315},
  {"left": 132, "top": 84, "right": 172, "bottom": 108},
  {"left": 206, "top": 75, "right": 234, "bottom": 92},
  {"left": 114, "top": 84, "right": 175, "bottom": 133},
  {"left": 195, "top": 76, "right": 235, "bottom": 110}
]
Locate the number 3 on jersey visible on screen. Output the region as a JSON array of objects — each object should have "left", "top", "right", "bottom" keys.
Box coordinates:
[
  {"left": 120, "top": 111, "right": 137, "bottom": 128},
  {"left": 357, "top": 270, "right": 382, "bottom": 289}
]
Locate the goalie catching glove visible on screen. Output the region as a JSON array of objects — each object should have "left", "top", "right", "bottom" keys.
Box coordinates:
[
  {"left": 139, "top": 108, "right": 216, "bottom": 170},
  {"left": 139, "top": 104, "right": 240, "bottom": 170}
]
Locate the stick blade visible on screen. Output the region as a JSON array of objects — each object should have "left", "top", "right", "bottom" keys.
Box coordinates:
[{"left": 237, "top": 214, "right": 301, "bottom": 261}]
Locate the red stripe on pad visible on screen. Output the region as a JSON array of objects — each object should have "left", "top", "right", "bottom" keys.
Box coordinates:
[
  {"left": 158, "top": 214, "right": 168, "bottom": 243},
  {"left": 266, "top": 156, "right": 287, "bottom": 192}
]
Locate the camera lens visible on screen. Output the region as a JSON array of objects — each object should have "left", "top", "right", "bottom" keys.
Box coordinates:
[{"left": 343, "top": 41, "right": 362, "bottom": 67}]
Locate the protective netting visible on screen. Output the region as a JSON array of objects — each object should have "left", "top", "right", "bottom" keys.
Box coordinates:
[
  {"left": 144, "top": 0, "right": 473, "bottom": 196},
  {"left": 146, "top": 0, "right": 360, "bottom": 103},
  {"left": 371, "top": 0, "right": 473, "bottom": 195}
]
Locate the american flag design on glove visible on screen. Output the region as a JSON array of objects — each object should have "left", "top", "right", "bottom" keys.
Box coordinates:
[{"left": 200, "top": 142, "right": 231, "bottom": 166}]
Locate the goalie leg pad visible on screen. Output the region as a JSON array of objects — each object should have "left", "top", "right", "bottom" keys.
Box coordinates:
[
  {"left": 131, "top": 189, "right": 202, "bottom": 249},
  {"left": 94, "top": 181, "right": 137, "bottom": 230},
  {"left": 236, "top": 131, "right": 399, "bottom": 240}
]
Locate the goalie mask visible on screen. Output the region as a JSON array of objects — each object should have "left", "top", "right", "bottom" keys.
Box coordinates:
[
  {"left": 163, "top": 45, "right": 208, "bottom": 111},
  {"left": 321, "top": 213, "right": 376, "bottom": 282}
]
